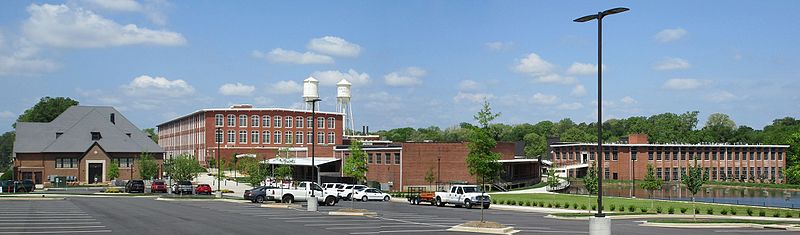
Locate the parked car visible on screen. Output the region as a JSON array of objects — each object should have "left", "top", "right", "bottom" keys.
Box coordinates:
[
  {"left": 244, "top": 185, "right": 279, "bottom": 203},
  {"left": 19, "top": 180, "right": 35, "bottom": 192},
  {"left": 172, "top": 181, "right": 194, "bottom": 195},
  {"left": 151, "top": 181, "right": 167, "bottom": 193},
  {"left": 195, "top": 184, "right": 212, "bottom": 195},
  {"left": 434, "top": 185, "right": 491, "bottom": 209},
  {"left": 268, "top": 181, "right": 338, "bottom": 206},
  {"left": 0, "top": 180, "right": 19, "bottom": 193},
  {"left": 125, "top": 180, "right": 145, "bottom": 193},
  {"left": 322, "top": 183, "right": 346, "bottom": 198},
  {"left": 341, "top": 184, "right": 367, "bottom": 200},
  {"left": 354, "top": 188, "right": 391, "bottom": 202}
]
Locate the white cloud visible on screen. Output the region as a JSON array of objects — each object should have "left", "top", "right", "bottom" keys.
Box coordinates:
[
  {"left": 534, "top": 73, "right": 576, "bottom": 85},
  {"left": 453, "top": 92, "right": 495, "bottom": 103},
  {"left": 384, "top": 67, "right": 425, "bottom": 87},
  {"left": 458, "top": 80, "right": 480, "bottom": 91},
  {"left": 566, "top": 62, "right": 602, "bottom": 76},
  {"left": 311, "top": 69, "right": 370, "bottom": 86},
  {"left": 0, "top": 54, "right": 59, "bottom": 76},
  {"left": 254, "top": 96, "right": 273, "bottom": 106},
  {"left": 123, "top": 75, "right": 194, "bottom": 97},
  {"left": 531, "top": 93, "right": 559, "bottom": 105},
  {"left": 514, "top": 53, "right": 554, "bottom": 77},
  {"left": 571, "top": 84, "right": 587, "bottom": 96},
  {"left": 485, "top": 41, "right": 513, "bottom": 51},
  {"left": 706, "top": 91, "right": 737, "bottom": 103},
  {"left": 655, "top": 28, "right": 687, "bottom": 43},
  {"left": 557, "top": 102, "right": 583, "bottom": 110},
  {"left": 22, "top": 4, "right": 185, "bottom": 48},
  {"left": 307, "top": 36, "right": 361, "bottom": 57},
  {"left": 253, "top": 48, "right": 334, "bottom": 65},
  {"left": 662, "top": 78, "right": 708, "bottom": 90},
  {"left": 218, "top": 82, "right": 255, "bottom": 96},
  {"left": 270, "top": 80, "right": 302, "bottom": 94},
  {"left": 0, "top": 111, "right": 14, "bottom": 119},
  {"left": 77, "top": 0, "right": 142, "bottom": 11},
  {"left": 620, "top": 96, "right": 637, "bottom": 105},
  {"left": 654, "top": 57, "right": 691, "bottom": 70}
]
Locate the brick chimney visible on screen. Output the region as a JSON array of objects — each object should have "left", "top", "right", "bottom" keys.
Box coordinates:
[{"left": 628, "top": 134, "right": 649, "bottom": 144}]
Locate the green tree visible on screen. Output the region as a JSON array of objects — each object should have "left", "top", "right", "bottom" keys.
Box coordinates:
[
  {"left": 0, "top": 168, "right": 12, "bottom": 180},
  {"left": 343, "top": 140, "right": 368, "bottom": 208},
  {"left": 703, "top": 113, "right": 737, "bottom": 143},
  {"left": 138, "top": 152, "right": 159, "bottom": 180},
  {"left": 583, "top": 161, "right": 598, "bottom": 195},
  {"left": 523, "top": 132, "right": 546, "bottom": 159},
  {"left": 0, "top": 131, "right": 15, "bottom": 171},
  {"left": 240, "top": 159, "right": 268, "bottom": 187},
  {"left": 681, "top": 156, "right": 709, "bottom": 221},
  {"left": 273, "top": 148, "right": 294, "bottom": 183},
  {"left": 14, "top": 97, "right": 79, "bottom": 128},
  {"left": 640, "top": 163, "right": 663, "bottom": 210},
  {"left": 142, "top": 128, "right": 158, "bottom": 143},
  {"left": 166, "top": 154, "right": 203, "bottom": 182},
  {"left": 207, "top": 156, "right": 216, "bottom": 169},
  {"left": 107, "top": 159, "right": 119, "bottom": 180},
  {"left": 466, "top": 100, "right": 503, "bottom": 223},
  {"left": 424, "top": 167, "right": 436, "bottom": 190}
]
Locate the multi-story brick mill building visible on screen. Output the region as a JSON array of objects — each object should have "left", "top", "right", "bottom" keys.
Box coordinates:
[{"left": 550, "top": 134, "right": 789, "bottom": 182}]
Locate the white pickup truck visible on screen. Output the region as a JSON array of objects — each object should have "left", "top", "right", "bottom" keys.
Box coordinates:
[
  {"left": 268, "top": 181, "right": 339, "bottom": 206},
  {"left": 434, "top": 185, "right": 491, "bottom": 209}
]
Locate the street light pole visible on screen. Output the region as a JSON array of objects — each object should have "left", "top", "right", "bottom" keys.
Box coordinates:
[
  {"left": 216, "top": 127, "right": 222, "bottom": 198},
  {"left": 308, "top": 98, "right": 321, "bottom": 212},
  {"left": 574, "top": 7, "right": 628, "bottom": 235}
]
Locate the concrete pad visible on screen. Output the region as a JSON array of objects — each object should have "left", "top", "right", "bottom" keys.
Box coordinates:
[
  {"left": 328, "top": 211, "right": 378, "bottom": 216},
  {"left": 447, "top": 224, "right": 518, "bottom": 234},
  {"left": 0, "top": 197, "right": 65, "bottom": 201},
  {"left": 260, "top": 203, "right": 301, "bottom": 209}
]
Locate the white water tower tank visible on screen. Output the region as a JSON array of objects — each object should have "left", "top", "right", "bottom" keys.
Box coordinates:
[
  {"left": 337, "top": 79, "right": 351, "bottom": 98},
  {"left": 303, "top": 76, "right": 319, "bottom": 101}
]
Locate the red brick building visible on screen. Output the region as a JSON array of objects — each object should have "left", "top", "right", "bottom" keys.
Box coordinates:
[
  {"left": 551, "top": 134, "right": 789, "bottom": 182},
  {"left": 156, "top": 105, "right": 344, "bottom": 165}
]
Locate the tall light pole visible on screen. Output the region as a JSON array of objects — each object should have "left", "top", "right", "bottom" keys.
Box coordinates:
[
  {"left": 216, "top": 127, "right": 222, "bottom": 198},
  {"left": 574, "top": 7, "right": 628, "bottom": 235},
  {"left": 308, "top": 98, "right": 321, "bottom": 212}
]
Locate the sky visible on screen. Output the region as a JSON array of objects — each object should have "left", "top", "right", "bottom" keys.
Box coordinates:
[{"left": 0, "top": 1, "right": 799, "bottom": 133}]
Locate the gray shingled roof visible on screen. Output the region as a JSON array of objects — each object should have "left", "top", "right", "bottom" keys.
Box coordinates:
[{"left": 14, "top": 106, "right": 164, "bottom": 153}]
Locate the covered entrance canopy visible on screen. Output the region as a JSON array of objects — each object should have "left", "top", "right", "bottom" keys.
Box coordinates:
[
  {"left": 261, "top": 157, "right": 342, "bottom": 182},
  {"left": 498, "top": 158, "right": 541, "bottom": 190}
]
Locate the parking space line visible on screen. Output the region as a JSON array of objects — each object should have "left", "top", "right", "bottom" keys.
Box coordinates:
[
  {"left": 0, "top": 222, "right": 102, "bottom": 225},
  {"left": 0, "top": 230, "right": 112, "bottom": 234},
  {"left": 519, "top": 229, "right": 588, "bottom": 234},
  {"left": 0, "top": 226, "right": 107, "bottom": 230},
  {"left": 0, "top": 219, "right": 96, "bottom": 222},
  {"left": 350, "top": 229, "right": 447, "bottom": 234},
  {"left": 286, "top": 220, "right": 378, "bottom": 223},
  {"left": 304, "top": 223, "right": 408, "bottom": 227}
]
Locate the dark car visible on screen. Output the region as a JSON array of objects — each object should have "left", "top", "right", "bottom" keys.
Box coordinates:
[
  {"left": 195, "top": 184, "right": 212, "bottom": 195},
  {"left": 0, "top": 180, "right": 17, "bottom": 193},
  {"left": 1, "top": 180, "right": 32, "bottom": 193},
  {"left": 172, "top": 181, "right": 194, "bottom": 195},
  {"left": 151, "top": 181, "right": 167, "bottom": 193},
  {"left": 18, "top": 180, "right": 34, "bottom": 192},
  {"left": 125, "top": 180, "right": 145, "bottom": 193},
  {"left": 244, "top": 186, "right": 279, "bottom": 203}
]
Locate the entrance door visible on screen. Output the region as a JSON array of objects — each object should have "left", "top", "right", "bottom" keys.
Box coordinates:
[{"left": 88, "top": 163, "right": 103, "bottom": 184}]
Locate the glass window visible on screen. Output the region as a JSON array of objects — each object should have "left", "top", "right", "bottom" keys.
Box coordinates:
[
  {"left": 317, "top": 117, "right": 325, "bottom": 128},
  {"left": 239, "top": 131, "right": 247, "bottom": 143},
  {"left": 307, "top": 132, "right": 313, "bottom": 144},
  {"left": 656, "top": 168, "right": 662, "bottom": 179},
  {"left": 274, "top": 116, "right": 282, "bottom": 128},
  {"left": 273, "top": 131, "right": 281, "bottom": 144},
  {"left": 215, "top": 131, "right": 222, "bottom": 143},
  {"left": 630, "top": 147, "right": 637, "bottom": 161},
  {"left": 286, "top": 116, "right": 293, "bottom": 128},
  {"left": 317, "top": 132, "right": 324, "bottom": 144},
  {"left": 327, "top": 117, "right": 335, "bottom": 129},
  {"left": 263, "top": 131, "right": 270, "bottom": 144},
  {"left": 778, "top": 150, "right": 783, "bottom": 160},
  {"left": 296, "top": 131, "right": 303, "bottom": 144},
  {"left": 215, "top": 114, "right": 223, "bottom": 127},
  {"left": 284, "top": 131, "right": 292, "bottom": 144},
  {"left": 672, "top": 167, "right": 678, "bottom": 180},
  {"left": 251, "top": 131, "right": 259, "bottom": 144},
  {"left": 328, "top": 132, "right": 335, "bottom": 144},
  {"left": 55, "top": 158, "right": 78, "bottom": 168},
  {"left": 368, "top": 153, "right": 373, "bottom": 164},
  {"left": 735, "top": 151, "right": 739, "bottom": 160},
  {"left": 770, "top": 149, "right": 775, "bottom": 160},
  {"left": 376, "top": 153, "right": 382, "bottom": 164},
  {"left": 239, "top": 115, "right": 247, "bottom": 127},
  {"left": 665, "top": 168, "right": 671, "bottom": 181},
  {"left": 296, "top": 117, "right": 304, "bottom": 128},
  {"left": 385, "top": 153, "right": 391, "bottom": 164},
  {"left": 672, "top": 151, "right": 678, "bottom": 161},
  {"left": 263, "top": 116, "right": 270, "bottom": 127},
  {"left": 117, "top": 158, "right": 134, "bottom": 168},
  {"left": 251, "top": 115, "right": 259, "bottom": 127},
  {"left": 307, "top": 116, "right": 312, "bottom": 128},
  {"left": 604, "top": 151, "right": 610, "bottom": 161},
  {"left": 227, "top": 130, "right": 235, "bottom": 143},
  {"left": 604, "top": 168, "right": 610, "bottom": 179},
  {"left": 656, "top": 151, "right": 662, "bottom": 160},
  {"left": 648, "top": 148, "right": 654, "bottom": 160},
  {"left": 394, "top": 153, "right": 400, "bottom": 164},
  {"left": 227, "top": 115, "right": 235, "bottom": 126}
]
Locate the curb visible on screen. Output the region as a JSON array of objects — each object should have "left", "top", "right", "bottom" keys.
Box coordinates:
[
  {"left": 447, "top": 225, "right": 519, "bottom": 235},
  {"left": 547, "top": 214, "right": 800, "bottom": 222},
  {"left": 260, "top": 203, "right": 301, "bottom": 209},
  {"left": 329, "top": 211, "right": 378, "bottom": 216},
  {"left": 155, "top": 197, "right": 247, "bottom": 203},
  {"left": 641, "top": 222, "right": 800, "bottom": 231},
  {"left": 0, "top": 197, "right": 65, "bottom": 201}
]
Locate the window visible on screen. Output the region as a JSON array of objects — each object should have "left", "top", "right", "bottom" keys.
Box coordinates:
[
  {"left": 239, "top": 131, "right": 247, "bottom": 144},
  {"left": 756, "top": 167, "right": 761, "bottom": 177},
  {"left": 327, "top": 117, "right": 335, "bottom": 129},
  {"left": 286, "top": 116, "right": 293, "bottom": 128},
  {"left": 368, "top": 153, "right": 373, "bottom": 164},
  {"left": 656, "top": 168, "right": 662, "bottom": 179},
  {"left": 251, "top": 131, "right": 259, "bottom": 144},
  {"left": 749, "top": 151, "right": 754, "bottom": 160},
  {"left": 317, "top": 117, "right": 325, "bottom": 129},
  {"left": 328, "top": 132, "right": 335, "bottom": 144},
  {"left": 604, "top": 168, "right": 610, "bottom": 179},
  {"left": 757, "top": 149, "right": 761, "bottom": 160},
  {"left": 385, "top": 153, "right": 391, "bottom": 164},
  {"left": 712, "top": 167, "right": 717, "bottom": 179},
  {"left": 664, "top": 168, "right": 671, "bottom": 181},
  {"left": 749, "top": 167, "right": 754, "bottom": 177},
  {"left": 375, "top": 153, "right": 382, "bottom": 164},
  {"left": 227, "top": 115, "right": 235, "bottom": 126},
  {"left": 307, "top": 132, "right": 313, "bottom": 144},
  {"left": 274, "top": 131, "right": 281, "bottom": 144},
  {"left": 648, "top": 148, "right": 654, "bottom": 160},
  {"left": 263, "top": 116, "right": 270, "bottom": 127},
  {"left": 656, "top": 151, "right": 662, "bottom": 161},
  {"left": 239, "top": 115, "right": 247, "bottom": 127},
  {"left": 612, "top": 148, "right": 618, "bottom": 161},
  {"left": 215, "top": 114, "right": 223, "bottom": 127},
  {"left": 778, "top": 150, "right": 783, "bottom": 160},
  {"left": 779, "top": 167, "right": 783, "bottom": 178},
  {"left": 315, "top": 132, "right": 323, "bottom": 144},
  {"left": 274, "top": 116, "right": 282, "bottom": 128},
  {"left": 672, "top": 167, "right": 678, "bottom": 180},
  {"left": 215, "top": 131, "right": 222, "bottom": 143},
  {"left": 91, "top": 132, "right": 102, "bottom": 140},
  {"left": 118, "top": 158, "right": 134, "bottom": 168},
  {"left": 672, "top": 151, "right": 678, "bottom": 161},
  {"left": 285, "top": 131, "right": 292, "bottom": 144},
  {"left": 771, "top": 149, "right": 775, "bottom": 160},
  {"left": 704, "top": 150, "right": 709, "bottom": 160},
  {"left": 251, "top": 115, "right": 259, "bottom": 127},
  {"left": 296, "top": 117, "right": 304, "bottom": 128},
  {"left": 55, "top": 158, "right": 78, "bottom": 168},
  {"left": 604, "top": 151, "right": 610, "bottom": 161},
  {"left": 630, "top": 147, "right": 637, "bottom": 160},
  {"left": 307, "top": 116, "right": 312, "bottom": 128},
  {"left": 263, "top": 131, "right": 270, "bottom": 144},
  {"left": 394, "top": 153, "right": 400, "bottom": 164},
  {"left": 227, "top": 130, "right": 235, "bottom": 143},
  {"left": 295, "top": 131, "right": 303, "bottom": 144},
  {"left": 735, "top": 151, "right": 739, "bottom": 160}
]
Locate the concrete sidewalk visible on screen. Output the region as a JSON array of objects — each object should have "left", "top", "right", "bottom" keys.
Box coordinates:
[{"left": 196, "top": 169, "right": 253, "bottom": 198}]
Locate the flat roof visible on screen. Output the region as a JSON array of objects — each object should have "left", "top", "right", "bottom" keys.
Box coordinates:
[
  {"left": 158, "top": 107, "right": 344, "bottom": 127},
  {"left": 550, "top": 143, "right": 789, "bottom": 148},
  {"left": 261, "top": 157, "right": 340, "bottom": 166},
  {"left": 498, "top": 159, "right": 540, "bottom": 163}
]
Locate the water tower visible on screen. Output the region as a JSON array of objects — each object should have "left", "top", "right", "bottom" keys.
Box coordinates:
[
  {"left": 303, "top": 76, "right": 319, "bottom": 110},
  {"left": 336, "top": 79, "right": 355, "bottom": 136}
]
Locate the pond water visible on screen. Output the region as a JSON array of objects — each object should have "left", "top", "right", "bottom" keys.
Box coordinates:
[{"left": 566, "top": 181, "right": 800, "bottom": 209}]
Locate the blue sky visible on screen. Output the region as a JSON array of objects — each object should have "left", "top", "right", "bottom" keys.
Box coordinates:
[{"left": 0, "top": 1, "right": 799, "bottom": 133}]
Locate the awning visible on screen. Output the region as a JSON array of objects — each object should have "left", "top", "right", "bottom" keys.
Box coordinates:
[
  {"left": 261, "top": 157, "right": 340, "bottom": 166},
  {"left": 498, "top": 159, "right": 540, "bottom": 163},
  {"left": 235, "top": 154, "right": 256, "bottom": 158}
]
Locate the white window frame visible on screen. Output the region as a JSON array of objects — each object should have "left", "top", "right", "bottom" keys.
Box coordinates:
[
  {"left": 274, "top": 116, "right": 282, "bottom": 128},
  {"left": 296, "top": 131, "right": 303, "bottom": 144},
  {"left": 239, "top": 115, "right": 247, "bottom": 127},
  {"left": 227, "top": 115, "right": 235, "bottom": 127},
  {"left": 317, "top": 132, "right": 324, "bottom": 144},
  {"left": 227, "top": 130, "right": 235, "bottom": 143},
  {"left": 286, "top": 116, "right": 293, "bottom": 128},
  {"left": 317, "top": 117, "right": 324, "bottom": 129},
  {"left": 327, "top": 132, "right": 335, "bottom": 144},
  {"left": 307, "top": 116, "right": 312, "bottom": 129},
  {"left": 251, "top": 131, "right": 259, "bottom": 144},
  {"left": 263, "top": 115, "right": 270, "bottom": 127},
  {"left": 251, "top": 115, "right": 260, "bottom": 127},
  {"left": 239, "top": 130, "right": 247, "bottom": 144},
  {"left": 285, "top": 131, "right": 292, "bottom": 144},
  {"left": 296, "top": 116, "right": 304, "bottom": 128},
  {"left": 327, "top": 117, "right": 335, "bottom": 129},
  {"left": 307, "top": 132, "right": 313, "bottom": 144},
  {"left": 274, "top": 131, "right": 281, "bottom": 144},
  {"left": 263, "top": 131, "right": 270, "bottom": 144},
  {"left": 215, "top": 114, "right": 223, "bottom": 127}
]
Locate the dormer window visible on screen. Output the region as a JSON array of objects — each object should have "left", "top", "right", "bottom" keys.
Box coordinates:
[
  {"left": 110, "top": 113, "right": 116, "bottom": 124},
  {"left": 91, "top": 132, "right": 102, "bottom": 140},
  {"left": 126, "top": 133, "right": 132, "bottom": 138},
  {"left": 56, "top": 132, "right": 63, "bottom": 139}
]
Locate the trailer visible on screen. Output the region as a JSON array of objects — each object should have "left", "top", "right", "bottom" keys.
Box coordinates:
[{"left": 406, "top": 187, "right": 437, "bottom": 205}]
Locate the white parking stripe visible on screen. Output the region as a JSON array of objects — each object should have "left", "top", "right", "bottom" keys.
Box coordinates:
[
  {"left": 521, "top": 230, "right": 588, "bottom": 234},
  {"left": 0, "top": 222, "right": 102, "bottom": 225},
  {"left": 0, "top": 226, "right": 106, "bottom": 230},
  {"left": 304, "top": 223, "right": 408, "bottom": 227},
  {"left": 287, "top": 220, "right": 378, "bottom": 223},
  {"left": 0, "top": 219, "right": 96, "bottom": 222},
  {"left": 350, "top": 229, "right": 447, "bottom": 234},
  {"left": 0, "top": 230, "right": 112, "bottom": 234}
]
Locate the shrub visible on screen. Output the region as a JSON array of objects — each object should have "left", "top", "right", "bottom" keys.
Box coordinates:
[
  {"left": 538, "top": 201, "right": 544, "bottom": 207},
  {"left": 695, "top": 208, "right": 701, "bottom": 214},
  {"left": 221, "top": 189, "right": 234, "bottom": 193},
  {"left": 729, "top": 208, "right": 737, "bottom": 215},
  {"left": 564, "top": 202, "right": 570, "bottom": 208},
  {"left": 640, "top": 207, "right": 648, "bottom": 213},
  {"left": 772, "top": 212, "right": 780, "bottom": 217},
  {"left": 628, "top": 205, "right": 636, "bottom": 212},
  {"left": 746, "top": 208, "right": 754, "bottom": 216},
  {"left": 103, "top": 188, "right": 121, "bottom": 193},
  {"left": 572, "top": 203, "right": 579, "bottom": 209},
  {"left": 667, "top": 207, "right": 674, "bottom": 214},
  {"left": 720, "top": 208, "right": 728, "bottom": 215},
  {"left": 547, "top": 203, "right": 552, "bottom": 208},
  {"left": 591, "top": 204, "right": 597, "bottom": 210},
  {"left": 496, "top": 199, "right": 504, "bottom": 204},
  {"left": 610, "top": 205, "right": 616, "bottom": 211},
  {"left": 617, "top": 205, "right": 625, "bottom": 212},
  {"left": 758, "top": 210, "right": 766, "bottom": 216},
  {"left": 526, "top": 201, "right": 532, "bottom": 206},
  {"left": 786, "top": 213, "right": 793, "bottom": 218},
  {"left": 554, "top": 202, "right": 561, "bottom": 208},
  {"left": 580, "top": 204, "right": 587, "bottom": 210},
  {"left": 706, "top": 208, "right": 714, "bottom": 215},
  {"left": 680, "top": 208, "right": 688, "bottom": 214}
]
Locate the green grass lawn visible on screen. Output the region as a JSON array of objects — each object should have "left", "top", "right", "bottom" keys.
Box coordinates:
[
  {"left": 552, "top": 212, "right": 655, "bottom": 217},
  {"left": 490, "top": 193, "right": 800, "bottom": 218},
  {"left": 602, "top": 179, "right": 800, "bottom": 190},
  {"left": 649, "top": 218, "right": 798, "bottom": 224}
]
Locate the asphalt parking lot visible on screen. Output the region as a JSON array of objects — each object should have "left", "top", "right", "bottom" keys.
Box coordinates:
[{"left": 1, "top": 197, "right": 797, "bottom": 234}]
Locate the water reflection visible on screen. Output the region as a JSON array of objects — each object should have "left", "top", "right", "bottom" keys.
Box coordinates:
[{"left": 567, "top": 181, "right": 800, "bottom": 209}]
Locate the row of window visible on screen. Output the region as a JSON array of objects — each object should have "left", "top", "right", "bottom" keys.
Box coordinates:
[
  {"left": 652, "top": 166, "right": 783, "bottom": 180},
  {"left": 555, "top": 148, "right": 784, "bottom": 162},
  {"left": 366, "top": 153, "right": 401, "bottom": 165},
  {"left": 215, "top": 114, "right": 335, "bottom": 129},
  {"left": 54, "top": 158, "right": 135, "bottom": 168},
  {"left": 215, "top": 130, "right": 336, "bottom": 145}
]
